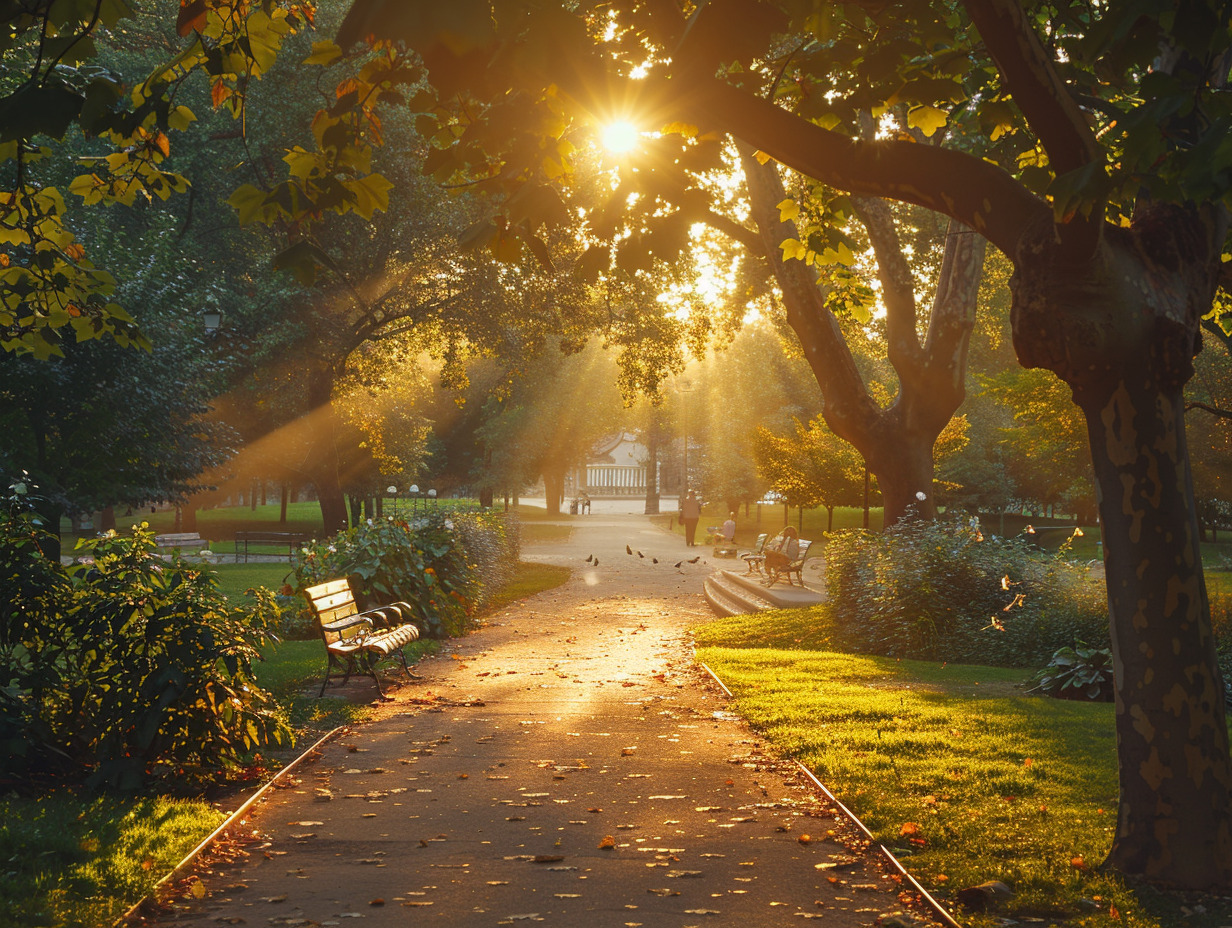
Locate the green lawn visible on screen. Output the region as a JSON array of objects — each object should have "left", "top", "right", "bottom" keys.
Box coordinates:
[
  {"left": 0, "top": 794, "right": 223, "bottom": 928},
  {"left": 695, "top": 607, "right": 1232, "bottom": 928},
  {"left": 3, "top": 558, "right": 572, "bottom": 928}
]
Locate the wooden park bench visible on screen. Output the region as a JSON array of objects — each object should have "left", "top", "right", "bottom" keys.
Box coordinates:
[
  {"left": 741, "top": 533, "right": 769, "bottom": 574},
  {"left": 303, "top": 578, "right": 420, "bottom": 698},
  {"left": 154, "top": 532, "right": 208, "bottom": 551},
  {"left": 235, "top": 530, "right": 311, "bottom": 562}
]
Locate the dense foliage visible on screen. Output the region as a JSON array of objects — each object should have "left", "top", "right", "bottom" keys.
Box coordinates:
[
  {"left": 0, "top": 498, "right": 289, "bottom": 791},
  {"left": 1030, "top": 643, "right": 1115, "bottom": 702},
  {"left": 824, "top": 516, "right": 1108, "bottom": 668},
  {"left": 280, "top": 510, "right": 518, "bottom": 639}
]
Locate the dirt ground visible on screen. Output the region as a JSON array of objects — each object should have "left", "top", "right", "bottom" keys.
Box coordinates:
[{"left": 134, "top": 512, "right": 936, "bottom": 928}]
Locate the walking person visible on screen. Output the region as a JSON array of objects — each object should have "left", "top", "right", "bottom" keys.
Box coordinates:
[{"left": 680, "top": 489, "right": 701, "bottom": 546}]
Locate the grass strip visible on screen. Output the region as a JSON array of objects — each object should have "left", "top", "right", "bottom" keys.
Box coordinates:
[
  {"left": 3, "top": 560, "right": 572, "bottom": 928},
  {"left": 695, "top": 606, "right": 1230, "bottom": 928}
]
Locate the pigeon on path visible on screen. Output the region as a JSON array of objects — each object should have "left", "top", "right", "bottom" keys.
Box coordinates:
[
  {"left": 652, "top": 558, "right": 658, "bottom": 564},
  {"left": 673, "top": 561, "right": 682, "bottom": 568},
  {"left": 626, "top": 545, "right": 633, "bottom": 555},
  {"left": 637, "top": 550, "right": 644, "bottom": 558},
  {"left": 585, "top": 554, "right": 593, "bottom": 564},
  {"left": 687, "top": 556, "right": 700, "bottom": 564}
]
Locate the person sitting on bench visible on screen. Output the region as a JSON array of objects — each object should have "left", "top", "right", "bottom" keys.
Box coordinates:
[{"left": 762, "top": 526, "right": 799, "bottom": 579}]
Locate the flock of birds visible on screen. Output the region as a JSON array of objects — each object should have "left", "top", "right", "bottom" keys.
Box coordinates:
[{"left": 581, "top": 547, "right": 703, "bottom": 570}]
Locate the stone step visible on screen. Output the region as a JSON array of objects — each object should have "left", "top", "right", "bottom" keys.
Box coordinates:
[{"left": 703, "top": 568, "right": 825, "bottom": 617}]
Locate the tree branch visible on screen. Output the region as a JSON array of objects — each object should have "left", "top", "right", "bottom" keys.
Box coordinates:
[
  {"left": 1185, "top": 400, "right": 1232, "bottom": 422},
  {"left": 677, "top": 76, "right": 1049, "bottom": 258},
  {"left": 850, "top": 197, "right": 921, "bottom": 371},
  {"left": 964, "top": 0, "right": 1100, "bottom": 177}
]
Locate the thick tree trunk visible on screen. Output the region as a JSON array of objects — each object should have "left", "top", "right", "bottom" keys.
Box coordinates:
[
  {"left": 644, "top": 426, "right": 660, "bottom": 514},
  {"left": 479, "top": 487, "right": 494, "bottom": 508},
  {"left": 543, "top": 468, "right": 565, "bottom": 516},
  {"left": 306, "top": 363, "right": 349, "bottom": 535},
  {"left": 739, "top": 147, "right": 983, "bottom": 526},
  {"left": 1082, "top": 377, "right": 1232, "bottom": 883},
  {"left": 1010, "top": 205, "right": 1232, "bottom": 886}
]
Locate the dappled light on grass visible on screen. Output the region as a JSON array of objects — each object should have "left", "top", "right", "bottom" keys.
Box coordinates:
[
  {"left": 691, "top": 606, "right": 1221, "bottom": 926},
  {"left": 0, "top": 794, "right": 222, "bottom": 928}
]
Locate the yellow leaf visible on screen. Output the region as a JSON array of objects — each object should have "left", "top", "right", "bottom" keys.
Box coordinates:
[
  {"left": 304, "top": 40, "right": 342, "bottom": 67},
  {"left": 168, "top": 106, "right": 197, "bottom": 131},
  {"left": 754, "top": 149, "right": 771, "bottom": 165},
  {"left": 907, "top": 105, "right": 948, "bottom": 137},
  {"left": 227, "top": 184, "right": 272, "bottom": 225},
  {"left": 776, "top": 198, "right": 800, "bottom": 222}
]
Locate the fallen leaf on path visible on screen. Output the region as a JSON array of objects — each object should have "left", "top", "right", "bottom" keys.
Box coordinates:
[
  {"left": 599, "top": 836, "right": 616, "bottom": 849},
  {"left": 369, "top": 899, "right": 385, "bottom": 906}
]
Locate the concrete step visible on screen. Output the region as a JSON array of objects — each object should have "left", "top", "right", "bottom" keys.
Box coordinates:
[{"left": 704, "top": 568, "right": 825, "bottom": 617}]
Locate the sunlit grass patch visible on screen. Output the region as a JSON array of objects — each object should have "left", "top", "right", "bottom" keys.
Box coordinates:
[
  {"left": 0, "top": 793, "right": 222, "bottom": 928},
  {"left": 480, "top": 562, "right": 571, "bottom": 613},
  {"left": 695, "top": 630, "right": 1229, "bottom": 927},
  {"left": 520, "top": 523, "right": 573, "bottom": 544}
]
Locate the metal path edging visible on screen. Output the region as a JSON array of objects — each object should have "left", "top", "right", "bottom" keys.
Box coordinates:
[
  {"left": 115, "top": 725, "right": 348, "bottom": 927},
  {"left": 696, "top": 658, "right": 962, "bottom": 928}
]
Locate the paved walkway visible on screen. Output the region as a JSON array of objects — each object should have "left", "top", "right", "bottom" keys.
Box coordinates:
[{"left": 141, "top": 514, "right": 932, "bottom": 928}]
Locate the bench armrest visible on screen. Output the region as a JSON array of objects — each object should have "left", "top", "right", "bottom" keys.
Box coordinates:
[{"left": 322, "top": 614, "right": 374, "bottom": 635}]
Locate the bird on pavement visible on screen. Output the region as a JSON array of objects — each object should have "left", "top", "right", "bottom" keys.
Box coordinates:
[
  {"left": 687, "top": 556, "right": 700, "bottom": 563},
  {"left": 593, "top": 557, "right": 599, "bottom": 566},
  {"left": 585, "top": 554, "right": 593, "bottom": 563},
  {"left": 673, "top": 561, "right": 682, "bottom": 568},
  {"left": 637, "top": 550, "right": 644, "bottom": 558},
  {"left": 626, "top": 545, "right": 633, "bottom": 555},
  {"left": 652, "top": 557, "right": 658, "bottom": 564}
]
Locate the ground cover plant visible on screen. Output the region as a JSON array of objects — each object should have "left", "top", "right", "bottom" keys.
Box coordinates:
[
  {"left": 1, "top": 556, "right": 571, "bottom": 928},
  {"left": 824, "top": 516, "right": 1108, "bottom": 667},
  {"left": 694, "top": 609, "right": 1231, "bottom": 927},
  {"left": 278, "top": 509, "right": 518, "bottom": 640},
  {"left": 0, "top": 505, "right": 290, "bottom": 792}
]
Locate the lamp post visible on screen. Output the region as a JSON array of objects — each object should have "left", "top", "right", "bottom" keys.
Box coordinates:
[
  {"left": 428, "top": 488, "right": 437, "bottom": 509},
  {"left": 409, "top": 484, "right": 420, "bottom": 517},
  {"left": 387, "top": 485, "right": 398, "bottom": 519}
]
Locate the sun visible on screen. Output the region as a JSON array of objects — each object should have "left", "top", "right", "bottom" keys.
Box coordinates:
[{"left": 600, "top": 120, "right": 640, "bottom": 153}]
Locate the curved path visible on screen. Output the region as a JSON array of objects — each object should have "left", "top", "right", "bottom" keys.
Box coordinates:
[{"left": 139, "top": 513, "right": 934, "bottom": 928}]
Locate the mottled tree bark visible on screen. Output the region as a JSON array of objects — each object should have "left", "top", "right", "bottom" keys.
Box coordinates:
[
  {"left": 1011, "top": 205, "right": 1232, "bottom": 885},
  {"left": 644, "top": 425, "right": 660, "bottom": 515},
  {"left": 741, "top": 148, "right": 984, "bottom": 523}
]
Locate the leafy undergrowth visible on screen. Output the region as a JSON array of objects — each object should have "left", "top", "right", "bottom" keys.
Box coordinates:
[
  {"left": 2, "top": 560, "right": 571, "bottom": 928},
  {"left": 0, "top": 793, "right": 223, "bottom": 928},
  {"left": 695, "top": 607, "right": 1232, "bottom": 928}
]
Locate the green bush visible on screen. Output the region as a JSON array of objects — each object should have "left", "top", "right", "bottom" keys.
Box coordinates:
[
  {"left": 280, "top": 510, "right": 518, "bottom": 640},
  {"left": 1030, "top": 642, "right": 1115, "bottom": 701},
  {"left": 0, "top": 500, "right": 290, "bottom": 791},
  {"left": 823, "top": 515, "right": 1108, "bottom": 667}
]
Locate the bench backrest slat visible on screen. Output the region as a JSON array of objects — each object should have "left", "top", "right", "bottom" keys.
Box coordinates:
[
  {"left": 795, "top": 539, "right": 812, "bottom": 560},
  {"left": 304, "top": 579, "right": 364, "bottom": 645}
]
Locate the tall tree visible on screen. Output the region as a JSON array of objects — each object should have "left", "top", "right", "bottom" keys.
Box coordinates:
[{"left": 339, "top": 0, "right": 1232, "bottom": 885}]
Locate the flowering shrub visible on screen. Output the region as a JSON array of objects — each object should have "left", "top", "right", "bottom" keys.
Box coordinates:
[
  {"left": 0, "top": 501, "right": 289, "bottom": 791},
  {"left": 824, "top": 515, "right": 1108, "bottom": 667},
  {"left": 279, "top": 510, "right": 518, "bottom": 640}
]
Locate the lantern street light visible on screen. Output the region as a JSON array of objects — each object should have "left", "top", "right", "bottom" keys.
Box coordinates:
[
  {"left": 387, "top": 485, "right": 398, "bottom": 518},
  {"left": 409, "top": 484, "right": 420, "bottom": 517}
]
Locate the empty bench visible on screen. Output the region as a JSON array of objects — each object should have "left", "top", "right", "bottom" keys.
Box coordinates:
[
  {"left": 303, "top": 578, "right": 420, "bottom": 698},
  {"left": 154, "top": 532, "right": 208, "bottom": 551},
  {"left": 235, "top": 530, "right": 311, "bottom": 562}
]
